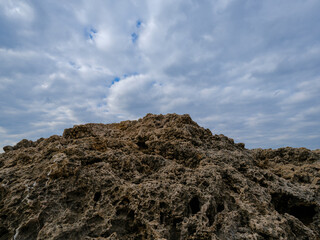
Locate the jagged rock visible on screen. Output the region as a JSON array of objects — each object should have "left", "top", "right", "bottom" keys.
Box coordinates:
[
  {"left": 0, "top": 113, "right": 319, "bottom": 240},
  {"left": 2, "top": 146, "right": 13, "bottom": 153},
  {"left": 251, "top": 147, "right": 320, "bottom": 185}
]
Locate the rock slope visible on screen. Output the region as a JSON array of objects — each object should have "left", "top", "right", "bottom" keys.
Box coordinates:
[{"left": 0, "top": 113, "right": 319, "bottom": 240}]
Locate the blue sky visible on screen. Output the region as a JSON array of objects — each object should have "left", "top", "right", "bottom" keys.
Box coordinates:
[{"left": 0, "top": 0, "right": 320, "bottom": 151}]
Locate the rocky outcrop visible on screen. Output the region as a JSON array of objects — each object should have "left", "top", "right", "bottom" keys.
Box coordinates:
[{"left": 0, "top": 113, "right": 319, "bottom": 240}]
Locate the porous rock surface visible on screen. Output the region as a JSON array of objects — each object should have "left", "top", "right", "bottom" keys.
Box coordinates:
[{"left": 0, "top": 113, "right": 319, "bottom": 240}]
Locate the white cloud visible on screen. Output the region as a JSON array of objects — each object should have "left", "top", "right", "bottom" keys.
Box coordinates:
[
  {"left": 106, "top": 74, "right": 161, "bottom": 116},
  {"left": 1, "top": 0, "right": 34, "bottom": 21},
  {"left": 94, "top": 29, "right": 114, "bottom": 51},
  {"left": 283, "top": 91, "right": 311, "bottom": 104}
]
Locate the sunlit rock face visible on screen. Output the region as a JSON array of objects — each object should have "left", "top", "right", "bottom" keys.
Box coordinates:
[{"left": 0, "top": 113, "right": 319, "bottom": 240}]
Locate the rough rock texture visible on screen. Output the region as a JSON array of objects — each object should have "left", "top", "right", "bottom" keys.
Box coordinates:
[{"left": 0, "top": 113, "right": 319, "bottom": 240}]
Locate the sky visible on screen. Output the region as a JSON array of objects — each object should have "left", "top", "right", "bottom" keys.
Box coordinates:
[{"left": 0, "top": 0, "right": 320, "bottom": 151}]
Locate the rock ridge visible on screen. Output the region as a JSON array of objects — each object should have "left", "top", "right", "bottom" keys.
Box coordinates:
[{"left": 0, "top": 113, "right": 319, "bottom": 239}]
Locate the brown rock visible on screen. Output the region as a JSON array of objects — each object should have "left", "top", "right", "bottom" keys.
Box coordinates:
[
  {"left": 0, "top": 113, "right": 319, "bottom": 239},
  {"left": 3, "top": 145, "right": 13, "bottom": 153}
]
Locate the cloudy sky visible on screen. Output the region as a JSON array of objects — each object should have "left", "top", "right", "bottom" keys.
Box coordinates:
[{"left": 1, "top": 0, "right": 320, "bottom": 151}]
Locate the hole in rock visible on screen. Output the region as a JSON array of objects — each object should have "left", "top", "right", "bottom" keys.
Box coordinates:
[
  {"left": 116, "top": 208, "right": 135, "bottom": 221},
  {"left": 206, "top": 204, "right": 215, "bottom": 226},
  {"left": 107, "top": 208, "right": 142, "bottom": 238},
  {"left": 189, "top": 196, "right": 201, "bottom": 214},
  {"left": 188, "top": 224, "right": 197, "bottom": 235},
  {"left": 82, "top": 156, "right": 102, "bottom": 166},
  {"left": 289, "top": 205, "right": 317, "bottom": 225},
  {"left": 136, "top": 140, "right": 148, "bottom": 149},
  {"left": 217, "top": 203, "right": 224, "bottom": 213},
  {"left": 271, "top": 193, "right": 317, "bottom": 225},
  {"left": 215, "top": 223, "right": 222, "bottom": 234},
  {"left": 159, "top": 202, "right": 168, "bottom": 209},
  {"left": 201, "top": 181, "right": 209, "bottom": 187},
  {"left": 93, "top": 192, "right": 101, "bottom": 202},
  {"left": 259, "top": 232, "right": 272, "bottom": 239},
  {"left": 119, "top": 197, "right": 130, "bottom": 206},
  {"left": 160, "top": 212, "right": 165, "bottom": 224},
  {"left": 169, "top": 218, "right": 182, "bottom": 240},
  {"left": 0, "top": 227, "right": 9, "bottom": 240},
  {"left": 206, "top": 202, "right": 224, "bottom": 227},
  {"left": 128, "top": 210, "right": 135, "bottom": 220}
]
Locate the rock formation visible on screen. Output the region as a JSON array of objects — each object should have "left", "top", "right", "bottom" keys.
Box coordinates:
[{"left": 0, "top": 113, "right": 319, "bottom": 239}]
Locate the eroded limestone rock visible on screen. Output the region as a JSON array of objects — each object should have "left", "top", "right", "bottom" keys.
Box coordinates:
[{"left": 0, "top": 113, "right": 319, "bottom": 239}]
